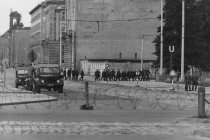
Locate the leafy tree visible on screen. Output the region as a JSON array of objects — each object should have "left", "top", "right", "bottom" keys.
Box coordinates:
[{"left": 153, "top": 0, "right": 210, "bottom": 72}]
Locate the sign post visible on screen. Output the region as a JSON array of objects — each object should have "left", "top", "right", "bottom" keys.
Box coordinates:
[
  {"left": 170, "top": 70, "right": 176, "bottom": 90},
  {"left": 105, "top": 64, "right": 110, "bottom": 70},
  {"left": 169, "top": 46, "right": 175, "bottom": 71}
]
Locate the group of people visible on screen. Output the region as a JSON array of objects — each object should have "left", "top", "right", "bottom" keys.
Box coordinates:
[
  {"left": 184, "top": 66, "right": 201, "bottom": 91},
  {"left": 63, "top": 68, "right": 85, "bottom": 81},
  {"left": 95, "top": 68, "right": 151, "bottom": 82}
]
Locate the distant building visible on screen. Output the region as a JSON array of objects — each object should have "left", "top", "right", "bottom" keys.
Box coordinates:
[
  {"left": 29, "top": 0, "right": 65, "bottom": 64},
  {"left": 0, "top": 11, "right": 31, "bottom": 67},
  {"left": 65, "top": 0, "right": 160, "bottom": 74}
]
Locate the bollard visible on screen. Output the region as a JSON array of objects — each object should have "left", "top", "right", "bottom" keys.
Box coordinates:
[
  {"left": 85, "top": 81, "right": 89, "bottom": 107},
  {"left": 198, "top": 86, "right": 206, "bottom": 118},
  {"left": 80, "top": 81, "right": 94, "bottom": 110}
]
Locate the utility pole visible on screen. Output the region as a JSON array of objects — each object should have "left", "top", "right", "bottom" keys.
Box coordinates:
[
  {"left": 160, "top": 0, "right": 163, "bottom": 76},
  {"left": 60, "top": 21, "right": 62, "bottom": 68},
  {"left": 141, "top": 35, "right": 144, "bottom": 71},
  {"left": 140, "top": 35, "right": 153, "bottom": 71},
  {"left": 181, "top": 0, "right": 185, "bottom": 81}
]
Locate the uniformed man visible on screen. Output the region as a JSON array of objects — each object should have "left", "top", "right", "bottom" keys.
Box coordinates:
[
  {"left": 185, "top": 72, "right": 191, "bottom": 91},
  {"left": 67, "top": 68, "right": 72, "bottom": 80},
  {"left": 116, "top": 69, "right": 121, "bottom": 81},
  {"left": 80, "top": 69, "right": 85, "bottom": 81},
  {"left": 101, "top": 69, "right": 107, "bottom": 81},
  {"left": 63, "top": 68, "right": 67, "bottom": 80},
  {"left": 111, "top": 69, "right": 116, "bottom": 81},
  {"left": 95, "top": 69, "right": 100, "bottom": 81},
  {"left": 136, "top": 70, "right": 140, "bottom": 81},
  {"left": 192, "top": 73, "right": 198, "bottom": 91}
]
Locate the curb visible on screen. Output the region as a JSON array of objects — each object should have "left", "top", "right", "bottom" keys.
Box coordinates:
[
  {"left": 0, "top": 98, "right": 58, "bottom": 106},
  {"left": 194, "top": 129, "right": 210, "bottom": 138}
]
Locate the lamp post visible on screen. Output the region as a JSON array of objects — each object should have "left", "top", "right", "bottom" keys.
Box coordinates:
[
  {"left": 181, "top": 0, "right": 185, "bottom": 81},
  {"left": 140, "top": 35, "right": 144, "bottom": 71},
  {"left": 140, "top": 35, "right": 154, "bottom": 71}
]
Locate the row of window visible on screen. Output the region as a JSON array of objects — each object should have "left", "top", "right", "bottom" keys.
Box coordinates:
[{"left": 119, "top": 53, "right": 138, "bottom": 59}]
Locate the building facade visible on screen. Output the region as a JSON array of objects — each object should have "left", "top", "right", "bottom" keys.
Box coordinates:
[
  {"left": 0, "top": 11, "right": 31, "bottom": 67},
  {"left": 65, "top": 0, "right": 160, "bottom": 74},
  {"left": 29, "top": 0, "right": 66, "bottom": 64}
]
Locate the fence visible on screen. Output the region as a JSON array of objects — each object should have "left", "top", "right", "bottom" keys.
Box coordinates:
[{"left": 43, "top": 81, "right": 199, "bottom": 111}]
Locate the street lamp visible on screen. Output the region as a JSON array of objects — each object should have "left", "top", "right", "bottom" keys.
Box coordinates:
[{"left": 181, "top": 0, "right": 185, "bottom": 81}]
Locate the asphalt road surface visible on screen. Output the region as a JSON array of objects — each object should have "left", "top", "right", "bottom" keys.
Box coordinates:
[{"left": 0, "top": 69, "right": 206, "bottom": 140}]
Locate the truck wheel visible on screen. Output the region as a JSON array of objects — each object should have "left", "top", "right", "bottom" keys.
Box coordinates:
[
  {"left": 15, "top": 83, "right": 18, "bottom": 88},
  {"left": 53, "top": 88, "right": 57, "bottom": 91},
  {"left": 58, "top": 87, "right": 63, "bottom": 93},
  {"left": 36, "top": 86, "right": 41, "bottom": 93},
  {"left": 29, "top": 85, "right": 33, "bottom": 91}
]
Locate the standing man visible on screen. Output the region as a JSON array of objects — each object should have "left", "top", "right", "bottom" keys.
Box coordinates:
[
  {"left": 67, "top": 68, "right": 72, "bottom": 80},
  {"left": 111, "top": 69, "right": 116, "bottom": 81},
  {"left": 80, "top": 69, "right": 85, "bottom": 81},
  {"left": 75, "top": 69, "right": 79, "bottom": 80},
  {"left": 63, "top": 68, "right": 67, "bottom": 80},
  {"left": 116, "top": 69, "right": 121, "bottom": 81},
  {"left": 95, "top": 69, "right": 100, "bottom": 81},
  {"left": 192, "top": 72, "right": 198, "bottom": 91},
  {"left": 185, "top": 72, "right": 191, "bottom": 91},
  {"left": 136, "top": 70, "right": 140, "bottom": 81}
]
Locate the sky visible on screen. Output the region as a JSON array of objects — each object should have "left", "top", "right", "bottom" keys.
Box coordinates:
[{"left": 0, "top": 0, "right": 44, "bottom": 35}]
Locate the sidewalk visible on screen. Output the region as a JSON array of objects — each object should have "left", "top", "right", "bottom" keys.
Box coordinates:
[{"left": 0, "top": 84, "right": 57, "bottom": 106}]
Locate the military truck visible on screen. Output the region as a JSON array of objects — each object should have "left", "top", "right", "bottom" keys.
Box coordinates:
[
  {"left": 33, "top": 64, "right": 64, "bottom": 93},
  {"left": 15, "top": 67, "right": 31, "bottom": 89}
]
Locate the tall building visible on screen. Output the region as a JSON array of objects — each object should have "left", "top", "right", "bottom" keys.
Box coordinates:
[
  {"left": 0, "top": 11, "right": 31, "bottom": 67},
  {"left": 65, "top": 0, "right": 160, "bottom": 74},
  {"left": 29, "top": 0, "right": 65, "bottom": 64}
]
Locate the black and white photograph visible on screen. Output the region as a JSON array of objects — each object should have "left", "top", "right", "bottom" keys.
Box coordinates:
[{"left": 0, "top": 0, "right": 210, "bottom": 140}]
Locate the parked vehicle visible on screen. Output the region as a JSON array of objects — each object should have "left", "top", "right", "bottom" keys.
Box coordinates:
[
  {"left": 15, "top": 67, "right": 31, "bottom": 88},
  {"left": 33, "top": 64, "right": 64, "bottom": 93}
]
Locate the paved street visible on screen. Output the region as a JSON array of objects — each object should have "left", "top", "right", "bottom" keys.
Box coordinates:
[{"left": 0, "top": 69, "right": 208, "bottom": 140}]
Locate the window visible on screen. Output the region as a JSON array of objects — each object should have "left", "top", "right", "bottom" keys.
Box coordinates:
[
  {"left": 17, "top": 69, "right": 28, "bottom": 74},
  {"left": 39, "top": 67, "right": 59, "bottom": 73},
  {"left": 62, "top": 11, "right": 65, "bottom": 21}
]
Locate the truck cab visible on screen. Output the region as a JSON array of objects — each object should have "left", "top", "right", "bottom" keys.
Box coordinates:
[{"left": 33, "top": 64, "right": 64, "bottom": 93}]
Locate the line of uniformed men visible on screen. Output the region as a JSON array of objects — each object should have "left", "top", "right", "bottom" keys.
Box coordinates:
[
  {"left": 95, "top": 68, "right": 151, "bottom": 82},
  {"left": 184, "top": 72, "right": 199, "bottom": 91},
  {"left": 63, "top": 68, "right": 85, "bottom": 81}
]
